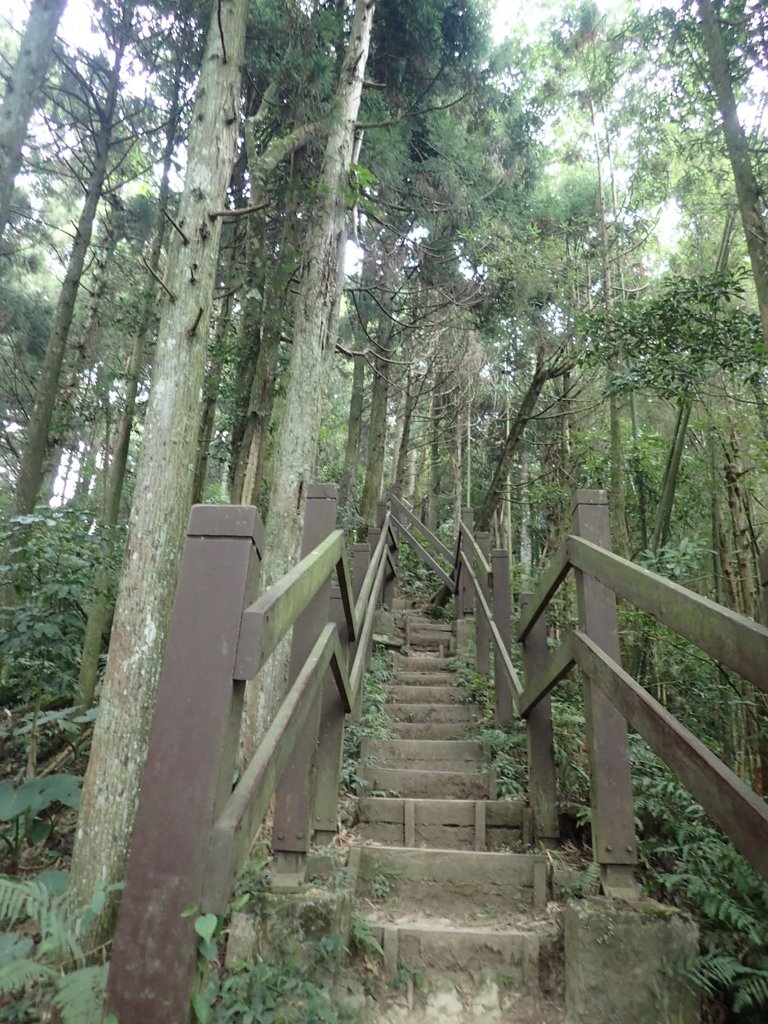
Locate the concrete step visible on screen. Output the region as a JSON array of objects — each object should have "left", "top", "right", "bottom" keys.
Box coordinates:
[
  {"left": 407, "top": 631, "right": 455, "bottom": 651},
  {"left": 393, "top": 654, "right": 454, "bottom": 671},
  {"left": 358, "top": 797, "right": 529, "bottom": 850},
  {"left": 405, "top": 617, "right": 454, "bottom": 633},
  {"left": 352, "top": 846, "right": 549, "bottom": 915},
  {"left": 391, "top": 722, "right": 469, "bottom": 740},
  {"left": 388, "top": 703, "right": 475, "bottom": 725},
  {"left": 396, "top": 671, "right": 457, "bottom": 685},
  {"left": 367, "top": 918, "right": 557, "bottom": 986},
  {"left": 350, "top": 973, "right": 564, "bottom": 1024},
  {"left": 389, "top": 684, "right": 464, "bottom": 704},
  {"left": 365, "top": 766, "right": 495, "bottom": 800},
  {"left": 363, "top": 738, "right": 486, "bottom": 766}
]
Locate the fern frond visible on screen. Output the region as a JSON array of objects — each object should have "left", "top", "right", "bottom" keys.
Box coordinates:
[
  {"left": 0, "top": 876, "right": 51, "bottom": 928},
  {"left": 52, "top": 964, "right": 108, "bottom": 1024},
  {"left": 0, "top": 957, "right": 58, "bottom": 995}
]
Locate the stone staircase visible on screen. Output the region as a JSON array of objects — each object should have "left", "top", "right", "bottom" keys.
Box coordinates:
[{"left": 350, "top": 600, "right": 565, "bottom": 1023}]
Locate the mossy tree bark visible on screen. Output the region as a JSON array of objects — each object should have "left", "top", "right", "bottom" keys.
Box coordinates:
[
  {"left": 68, "top": 0, "right": 249, "bottom": 939},
  {"left": 242, "top": 0, "right": 376, "bottom": 757}
]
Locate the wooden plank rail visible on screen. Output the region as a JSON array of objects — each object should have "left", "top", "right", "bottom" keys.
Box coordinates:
[
  {"left": 392, "top": 516, "right": 455, "bottom": 592},
  {"left": 459, "top": 551, "right": 523, "bottom": 702},
  {"left": 203, "top": 625, "right": 349, "bottom": 911},
  {"left": 572, "top": 630, "right": 768, "bottom": 883},
  {"left": 235, "top": 529, "right": 346, "bottom": 679},
  {"left": 460, "top": 523, "right": 491, "bottom": 583},
  {"left": 389, "top": 492, "right": 452, "bottom": 564},
  {"left": 516, "top": 543, "right": 570, "bottom": 642},
  {"left": 568, "top": 535, "right": 768, "bottom": 693}
]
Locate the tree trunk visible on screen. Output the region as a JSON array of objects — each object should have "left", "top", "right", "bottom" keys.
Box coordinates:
[
  {"left": 68, "top": 0, "right": 248, "bottom": 938},
  {"left": 698, "top": 0, "right": 768, "bottom": 345},
  {"left": 427, "top": 389, "right": 441, "bottom": 532},
  {"left": 339, "top": 353, "right": 366, "bottom": 507},
  {"left": 650, "top": 398, "right": 692, "bottom": 553},
  {"left": 475, "top": 350, "right": 570, "bottom": 532},
  {"left": 13, "top": 64, "right": 123, "bottom": 515},
  {"left": 0, "top": 0, "right": 67, "bottom": 241},
  {"left": 393, "top": 371, "right": 414, "bottom": 495},
  {"left": 241, "top": 0, "right": 376, "bottom": 757},
  {"left": 360, "top": 301, "right": 394, "bottom": 524},
  {"left": 76, "top": 87, "right": 179, "bottom": 708}
]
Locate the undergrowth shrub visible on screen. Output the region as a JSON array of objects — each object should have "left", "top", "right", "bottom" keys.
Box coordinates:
[{"left": 341, "top": 652, "right": 394, "bottom": 795}]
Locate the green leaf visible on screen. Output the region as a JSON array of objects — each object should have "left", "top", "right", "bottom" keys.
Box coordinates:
[
  {"left": 191, "top": 992, "right": 212, "bottom": 1023},
  {"left": 194, "top": 913, "right": 218, "bottom": 943}
]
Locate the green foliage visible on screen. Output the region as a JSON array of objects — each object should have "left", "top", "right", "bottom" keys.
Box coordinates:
[
  {"left": 580, "top": 269, "right": 766, "bottom": 398},
  {"left": 0, "top": 773, "right": 81, "bottom": 868},
  {"left": 341, "top": 652, "right": 394, "bottom": 795},
  {"left": 0, "top": 510, "right": 117, "bottom": 706},
  {"left": 634, "top": 743, "right": 768, "bottom": 1021},
  {"left": 0, "top": 873, "right": 117, "bottom": 1023}
]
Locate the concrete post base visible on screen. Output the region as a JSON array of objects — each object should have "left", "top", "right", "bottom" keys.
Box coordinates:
[
  {"left": 455, "top": 618, "right": 474, "bottom": 663},
  {"left": 565, "top": 896, "right": 700, "bottom": 1024}
]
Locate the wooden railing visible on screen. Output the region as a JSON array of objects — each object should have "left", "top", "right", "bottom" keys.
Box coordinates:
[
  {"left": 514, "top": 489, "right": 768, "bottom": 893},
  {"left": 106, "top": 483, "right": 768, "bottom": 1019},
  {"left": 387, "top": 488, "right": 768, "bottom": 896},
  {"left": 106, "top": 485, "right": 397, "bottom": 1021}
]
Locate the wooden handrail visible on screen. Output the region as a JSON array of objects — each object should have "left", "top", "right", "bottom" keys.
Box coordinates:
[
  {"left": 460, "top": 522, "right": 491, "bottom": 582},
  {"left": 235, "top": 529, "right": 345, "bottom": 679},
  {"left": 568, "top": 536, "right": 768, "bottom": 693},
  {"left": 572, "top": 630, "right": 768, "bottom": 883},
  {"left": 204, "top": 624, "right": 347, "bottom": 911},
  {"left": 348, "top": 549, "right": 389, "bottom": 704},
  {"left": 516, "top": 543, "right": 570, "bottom": 642},
  {"left": 354, "top": 512, "right": 394, "bottom": 626},
  {"left": 392, "top": 516, "right": 455, "bottom": 592},
  {"left": 459, "top": 551, "right": 523, "bottom": 701},
  {"left": 389, "top": 492, "right": 452, "bottom": 563},
  {"left": 335, "top": 547, "right": 357, "bottom": 643},
  {"left": 518, "top": 638, "right": 575, "bottom": 717}
]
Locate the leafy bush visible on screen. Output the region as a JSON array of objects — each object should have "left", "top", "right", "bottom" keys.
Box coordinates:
[
  {"left": 341, "top": 652, "right": 394, "bottom": 795},
  {"left": 0, "top": 510, "right": 117, "bottom": 706}
]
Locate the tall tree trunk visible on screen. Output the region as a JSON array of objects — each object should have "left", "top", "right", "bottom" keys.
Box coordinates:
[
  {"left": 339, "top": 353, "right": 366, "bottom": 507},
  {"left": 394, "top": 371, "right": 414, "bottom": 495},
  {"left": 427, "top": 389, "right": 441, "bottom": 532},
  {"left": 650, "top": 399, "right": 692, "bottom": 553},
  {"left": 13, "top": 29, "right": 127, "bottom": 515},
  {"left": 241, "top": 0, "right": 376, "bottom": 757},
  {"left": 68, "top": 0, "right": 248, "bottom": 939},
  {"left": 698, "top": 0, "right": 768, "bottom": 345},
  {"left": 0, "top": 0, "right": 67, "bottom": 241},
  {"left": 360, "top": 292, "right": 395, "bottom": 524},
  {"left": 76, "top": 85, "right": 179, "bottom": 708}
]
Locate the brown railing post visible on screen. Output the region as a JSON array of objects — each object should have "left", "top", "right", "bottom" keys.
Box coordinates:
[
  {"left": 460, "top": 507, "right": 474, "bottom": 617},
  {"left": 351, "top": 541, "right": 370, "bottom": 721},
  {"left": 106, "top": 506, "right": 263, "bottom": 1023},
  {"left": 311, "top": 585, "right": 350, "bottom": 847},
  {"left": 492, "top": 549, "right": 514, "bottom": 726},
  {"left": 572, "top": 489, "right": 638, "bottom": 897},
  {"left": 520, "top": 592, "right": 559, "bottom": 846},
  {"left": 475, "top": 531, "right": 491, "bottom": 676},
  {"left": 271, "top": 485, "right": 337, "bottom": 880}
]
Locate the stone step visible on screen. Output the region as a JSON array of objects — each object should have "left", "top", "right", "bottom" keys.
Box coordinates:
[
  {"left": 351, "top": 974, "right": 564, "bottom": 1024},
  {"left": 396, "top": 671, "right": 457, "bottom": 685},
  {"left": 365, "top": 766, "right": 495, "bottom": 800},
  {"left": 391, "top": 722, "right": 469, "bottom": 740},
  {"left": 405, "top": 617, "right": 454, "bottom": 633},
  {"left": 388, "top": 703, "right": 475, "bottom": 725},
  {"left": 367, "top": 918, "right": 557, "bottom": 987},
  {"left": 358, "top": 797, "right": 529, "bottom": 850},
  {"left": 363, "top": 738, "right": 486, "bottom": 765},
  {"left": 389, "top": 684, "right": 464, "bottom": 704},
  {"left": 407, "top": 632, "right": 455, "bottom": 651},
  {"left": 352, "top": 846, "right": 549, "bottom": 915},
  {"left": 393, "top": 654, "right": 454, "bottom": 671}
]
